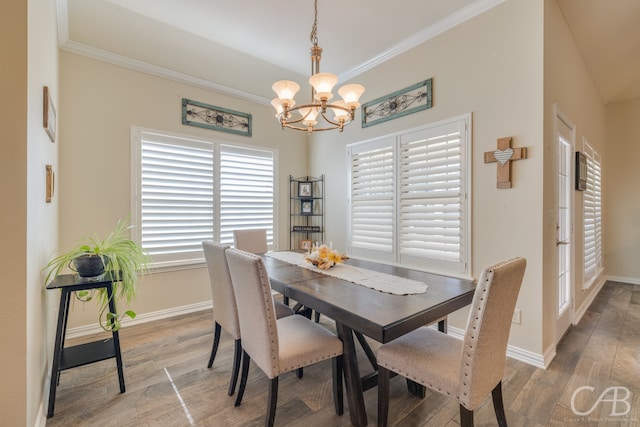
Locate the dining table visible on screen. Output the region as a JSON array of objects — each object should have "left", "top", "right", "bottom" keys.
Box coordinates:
[{"left": 262, "top": 252, "right": 476, "bottom": 427}]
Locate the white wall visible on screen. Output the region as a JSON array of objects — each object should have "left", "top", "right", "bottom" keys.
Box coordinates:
[
  {"left": 310, "top": 0, "right": 545, "bottom": 356},
  {"left": 58, "top": 52, "right": 308, "bottom": 329},
  {"left": 605, "top": 97, "right": 640, "bottom": 282},
  {"left": 27, "top": 0, "right": 61, "bottom": 420}
]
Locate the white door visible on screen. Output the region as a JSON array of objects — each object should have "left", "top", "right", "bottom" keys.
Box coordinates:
[{"left": 555, "top": 108, "right": 574, "bottom": 342}]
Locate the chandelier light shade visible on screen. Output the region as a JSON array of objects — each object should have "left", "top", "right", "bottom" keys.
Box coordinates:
[{"left": 272, "top": 0, "right": 365, "bottom": 133}]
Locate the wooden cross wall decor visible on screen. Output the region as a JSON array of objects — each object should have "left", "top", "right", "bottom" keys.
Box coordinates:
[{"left": 484, "top": 137, "right": 528, "bottom": 189}]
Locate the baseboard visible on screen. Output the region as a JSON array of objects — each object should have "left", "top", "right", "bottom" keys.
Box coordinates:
[
  {"left": 65, "top": 300, "right": 213, "bottom": 339},
  {"left": 573, "top": 275, "right": 607, "bottom": 327},
  {"left": 605, "top": 275, "right": 640, "bottom": 285},
  {"left": 34, "top": 398, "right": 47, "bottom": 427},
  {"left": 447, "top": 325, "right": 547, "bottom": 369}
]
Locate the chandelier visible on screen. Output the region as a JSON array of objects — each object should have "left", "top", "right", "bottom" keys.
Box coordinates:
[{"left": 271, "top": 0, "right": 365, "bottom": 133}]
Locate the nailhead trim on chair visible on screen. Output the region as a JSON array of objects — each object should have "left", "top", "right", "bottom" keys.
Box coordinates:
[{"left": 255, "top": 259, "right": 280, "bottom": 375}]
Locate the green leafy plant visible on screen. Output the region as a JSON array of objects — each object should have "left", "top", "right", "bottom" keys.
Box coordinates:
[{"left": 44, "top": 217, "right": 151, "bottom": 331}]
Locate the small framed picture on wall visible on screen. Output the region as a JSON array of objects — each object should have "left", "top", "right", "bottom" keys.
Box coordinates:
[
  {"left": 43, "top": 86, "right": 56, "bottom": 143},
  {"left": 575, "top": 151, "right": 587, "bottom": 191}
]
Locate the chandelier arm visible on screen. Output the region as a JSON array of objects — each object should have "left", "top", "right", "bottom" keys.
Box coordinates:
[
  {"left": 318, "top": 110, "right": 348, "bottom": 128},
  {"left": 285, "top": 122, "right": 342, "bottom": 132}
]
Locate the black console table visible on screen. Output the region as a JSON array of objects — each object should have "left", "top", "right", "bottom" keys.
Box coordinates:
[{"left": 46, "top": 273, "right": 126, "bottom": 418}]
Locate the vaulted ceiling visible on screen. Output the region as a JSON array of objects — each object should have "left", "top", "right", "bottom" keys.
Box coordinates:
[{"left": 60, "top": 0, "right": 640, "bottom": 105}]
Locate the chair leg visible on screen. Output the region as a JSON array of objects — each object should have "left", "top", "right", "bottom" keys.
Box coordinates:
[
  {"left": 377, "top": 366, "right": 390, "bottom": 427},
  {"left": 234, "top": 350, "right": 251, "bottom": 407},
  {"left": 266, "top": 377, "right": 278, "bottom": 427},
  {"left": 207, "top": 322, "right": 222, "bottom": 368},
  {"left": 492, "top": 381, "right": 508, "bottom": 427},
  {"left": 315, "top": 311, "right": 320, "bottom": 323},
  {"left": 438, "top": 318, "right": 447, "bottom": 333},
  {"left": 332, "top": 355, "right": 344, "bottom": 415},
  {"left": 228, "top": 339, "right": 242, "bottom": 396},
  {"left": 459, "top": 404, "right": 474, "bottom": 427},
  {"left": 296, "top": 367, "right": 304, "bottom": 379}
]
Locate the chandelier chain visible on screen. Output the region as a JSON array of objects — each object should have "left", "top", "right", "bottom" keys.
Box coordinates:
[{"left": 310, "top": 0, "right": 318, "bottom": 45}]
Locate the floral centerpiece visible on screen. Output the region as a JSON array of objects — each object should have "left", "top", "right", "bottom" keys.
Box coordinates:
[{"left": 305, "top": 244, "right": 349, "bottom": 269}]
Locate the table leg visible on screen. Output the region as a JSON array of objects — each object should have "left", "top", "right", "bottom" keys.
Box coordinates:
[
  {"left": 106, "top": 283, "right": 126, "bottom": 393},
  {"left": 47, "top": 289, "right": 71, "bottom": 418},
  {"left": 336, "top": 322, "right": 367, "bottom": 427}
]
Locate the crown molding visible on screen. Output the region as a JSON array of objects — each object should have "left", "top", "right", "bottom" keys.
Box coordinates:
[
  {"left": 339, "top": 0, "right": 506, "bottom": 83},
  {"left": 60, "top": 40, "right": 272, "bottom": 106},
  {"left": 56, "top": 0, "right": 504, "bottom": 104},
  {"left": 55, "top": 0, "right": 271, "bottom": 105}
]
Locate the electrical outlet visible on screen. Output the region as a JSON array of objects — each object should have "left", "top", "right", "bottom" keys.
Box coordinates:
[{"left": 512, "top": 309, "right": 522, "bottom": 324}]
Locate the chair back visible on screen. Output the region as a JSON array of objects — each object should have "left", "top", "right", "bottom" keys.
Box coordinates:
[
  {"left": 225, "top": 248, "right": 280, "bottom": 378},
  {"left": 202, "top": 241, "right": 240, "bottom": 340},
  {"left": 233, "top": 229, "right": 268, "bottom": 254},
  {"left": 459, "top": 257, "right": 526, "bottom": 410}
]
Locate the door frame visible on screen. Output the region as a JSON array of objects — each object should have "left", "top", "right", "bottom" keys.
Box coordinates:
[{"left": 554, "top": 103, "right": 576, "bottom": 344}]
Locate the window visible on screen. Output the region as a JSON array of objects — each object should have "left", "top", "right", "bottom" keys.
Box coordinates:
[
  {"left": 348, "top": 115, "right": 470, "bottom": 276},
  {"left": 131, "top": 128, "right": 275, "bottom": 268},
  {"left": 582, "top": 140, "right": 602, "bottom": 287}
]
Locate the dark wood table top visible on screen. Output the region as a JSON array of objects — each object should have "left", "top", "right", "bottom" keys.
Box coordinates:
[{"left": 263, "top": 255, "right": 475, "bottom": 343}]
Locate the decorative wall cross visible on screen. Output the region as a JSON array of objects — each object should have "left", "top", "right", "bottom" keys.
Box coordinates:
[{"left": 483, "top": 137, "right": 528, "bottom": 189}]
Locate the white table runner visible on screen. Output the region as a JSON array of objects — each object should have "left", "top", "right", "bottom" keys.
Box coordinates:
[{"left": 267, "top": 251, "right": 428, "bottom": 295}]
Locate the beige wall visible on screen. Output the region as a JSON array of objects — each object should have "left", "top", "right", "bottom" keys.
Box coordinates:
[
  {"left": 1, "top": 0, "right": 60, "bottom": 424},
  {"left": 604, "top": 97, "right": 640, "bottom": 281},
  {"left": 543, "top": 0, "right": 606, "bottom": 353},
  {"left": 0, "top": 1, "right": 28, "bottom": 424},
  {"left": 58, "top": 52, "right": 308, "bottom": 329},
  {"left": 310, "top": 0, "right": 545, "bottom": 356}
]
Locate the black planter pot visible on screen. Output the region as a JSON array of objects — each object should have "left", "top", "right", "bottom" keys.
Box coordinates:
[{"left": 72, "top": 254, "right": 106, "bottom": 278}]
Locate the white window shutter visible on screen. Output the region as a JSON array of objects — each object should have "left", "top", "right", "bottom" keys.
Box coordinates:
[
  {"left": 349, "top": 140, "right": 395, "bottom": 256},
  {"left": 140, "top": 132, "right": 214, "bottom": 267},
  {"left": 348, "top": 115, "right": 470, "bottom": 275},
  {"left": 220, "top": 145, "right": 274, "bottom": 247},
  {"left": 133, "top": 130, "right": 276, "bottom": 268},
  {"left": 399, "top": 122, "right": 465, "bottom": 271},
  {"left": 583, "top": 142, "right": 602, "bottom": 285}
]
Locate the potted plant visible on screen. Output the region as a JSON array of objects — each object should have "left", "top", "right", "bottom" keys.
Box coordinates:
[{"left": 43, "top": 217, "right": 151, "bottom": 331}]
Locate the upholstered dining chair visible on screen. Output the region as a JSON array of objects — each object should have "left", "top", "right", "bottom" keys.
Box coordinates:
[
  {"left": 376, "top": 257, "right": 526, "bottom": 427},
  {"left": 233, "top": 228, "right": 312, "bottom": 319},
  {"left": 201, "top": 241, "right": 294, "bottom": 396},
  {"left": 233, "top": 228, "right": 268, "bottom": 254},
  {"left": 225, "top": 247, "right": 344, "bottom": 427}
]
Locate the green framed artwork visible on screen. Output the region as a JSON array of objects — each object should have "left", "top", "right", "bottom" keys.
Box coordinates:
[
  {"left": 182, "top": 98, "right": 252, "bottom": 137},
  {"left": 361, "top": 79, "right": 433, "bottom": 128}
]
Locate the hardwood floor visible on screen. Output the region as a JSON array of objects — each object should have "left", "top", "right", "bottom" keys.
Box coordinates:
[{"left": 46, "top": 281, "right": 640, "bottom": 426}]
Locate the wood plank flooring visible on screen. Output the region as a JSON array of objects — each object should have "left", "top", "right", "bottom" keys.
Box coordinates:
[{"left": 46, "top": 281, "right": 640, "bottom": 426}]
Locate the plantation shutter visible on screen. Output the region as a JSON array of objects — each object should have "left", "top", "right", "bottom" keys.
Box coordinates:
[
  {"left": 349, "top": 139, "right": 395, "bottom": 257},
  {"left": 139, "top": 132, "right": 214, "bottom": 267},
  {"left": 347, "top": 115, "right": 470, "bottom": 275},
  {"left": 398, "top": 122, "right": 466, "bottom": 271},
  {"left": 583, "top": 142, "right": 602, "bottom": 285},
  {"left": 219, "top": 145, "right": 274, "bottom": 247}
]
